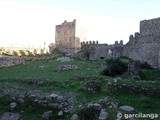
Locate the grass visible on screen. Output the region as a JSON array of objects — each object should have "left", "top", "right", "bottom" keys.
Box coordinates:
[
  {"left": 0, "top": 57, "right": 160, "bottom": 119},
  {"left": 140, "top": 69, "right": 160, "bottom": 80},
  {"left": 0, "top": 59, "right": 103, "bottom": 80}
]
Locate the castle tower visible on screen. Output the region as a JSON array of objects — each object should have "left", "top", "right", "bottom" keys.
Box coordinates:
[{"left": 55, "top": 19, "right": 87, "bottom": 53}]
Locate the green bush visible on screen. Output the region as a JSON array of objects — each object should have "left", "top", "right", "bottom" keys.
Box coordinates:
[
  {"left": 118, "top": 56, "right": 132, "bottom": 60},
  {"left": 101, "top": 58, "right": 128, "bottom": 77},
  {"left": 12, "top": 51, "right": 18, "bottom": 56},
  {"left": 51, "top": 48, "right": 65, "bottom": 57},
  {"left": 78, "top": 107, "right": 99, "bottom": 120},
  {"left": 117, "top": 56, "right": 132, "bottom": 64},
  {"left": 26, "top": 50, "right": 34, "bottom": 56},
  {"left": 19, "top": 50, "right": 26, "bottom": 56},
  {"left": 140, "top": 62, "right": 153, "bottom": 69}
]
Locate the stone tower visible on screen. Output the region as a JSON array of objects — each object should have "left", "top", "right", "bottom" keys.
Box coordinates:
[{"left": 55, "top": 19, "right": 87, "bottom": 53}]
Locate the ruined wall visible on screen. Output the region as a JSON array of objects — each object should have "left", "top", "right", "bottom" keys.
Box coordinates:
[
  {"left": 55, "top": 19, "right": 87, "bottom": 53},
  {"left": 80, "top": 17, "right": 160, "bottom": 68},
  {"left": 56, "top": 17, "right": 160, "bottom": 68},
  {"left": 81, "top": 40, "right": 124, "bottom": 60},
  {"left": 55, "top": 20, "right": 76, "bottom": 53},
  {"left": 124, "top": 17, "right": 160, "bottom": 68},
  {"left": 140, "top": 17, "right": 160, "bottom": 36}
]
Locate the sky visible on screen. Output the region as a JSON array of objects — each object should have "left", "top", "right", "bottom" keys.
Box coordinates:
[{"left": 0, "top": 0, "right": 160, "bottom": 47}]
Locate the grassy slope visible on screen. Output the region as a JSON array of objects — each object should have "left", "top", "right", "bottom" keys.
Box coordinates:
[{"left": 0, "top": 59, "right": 160, "bottom": 120}]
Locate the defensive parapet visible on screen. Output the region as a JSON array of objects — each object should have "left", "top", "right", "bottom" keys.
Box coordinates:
[
  {"left": 113, "top": 40, "right": 124, "bottom": 46},
  {"left": 127, "top": 32, "right": 141, "bottom": 45},
  {"left": 56, "top": 19, "right": 76, "bottom": 29},
  {"left": 81, "top": 40, "right": 98, "bottom": 46},
  {"left": 81, "top": 40, "right": 123, "bottom": 49}
]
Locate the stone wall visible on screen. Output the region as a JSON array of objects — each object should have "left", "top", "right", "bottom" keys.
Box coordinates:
[
  {"left": 0, "top": 55, "right": 25, "bottom": 67},
  {"left": 124, "top": 17, "right": 160, "bottom": 68},
  {"left": 55, "top": 19, "right": 87, "bottom": 53},
  {"left": 108, "top": 83, "right": 160, "bottom": 97},
  {"left": 55, "top": 20, "right": 76, "bottom": 53},
  {"left": 79, "top": 17, "right": 160, "bottom": 69},
  {"left": 140, "top": 17, "right": 160, "bottom": 36},
  {"left": 80, "top": 40, "right": 124, "bottom": 60}
]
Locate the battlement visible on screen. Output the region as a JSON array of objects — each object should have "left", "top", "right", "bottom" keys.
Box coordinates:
[
  {"left": 140, "top": 17, "right": 160, "bottom": 36},
  {"left": 129, "top": 32, "right": 141, "bottom": 41},
  {"left": 56, "top": 19, "right": 76, "bottom": 28},
  {"left": 81, "top": 40, "right": 123, "bottom": 46},
  {"left": 114, "top": 40, "right": 123, "bottom": 45},
  {"left": 81, "top": 41, "right": 99, "bottom": 46}
]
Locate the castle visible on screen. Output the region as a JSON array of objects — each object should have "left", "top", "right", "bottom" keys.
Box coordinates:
[
  {"left": 55, "top": 17, "right": 160, "bottom": 68},
  {"left": 124, "top": 17, "right": 160, "bottom": 68},
  {"left": 0, "top": 17, "right": 160, "bottom": 68},
  {"left": 55, "top": 19, "right": 87, "bottom": 53}
]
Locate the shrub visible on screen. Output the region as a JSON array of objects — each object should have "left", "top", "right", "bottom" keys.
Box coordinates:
[
  {"left": 51, "top": 48, "right": 66, "bottom": 59},
  {"left": 117, "top": 56, "right": 132, "bottom": 64},
  {"left": 12, "top": 51, "right": 18, "bottom": 56},
  {"left": 140, "top": 62, "right": 153, "bottom": 69},
  {"left": 33, "top": 49, "right": 37, "bottom": 55},
  {"left": 19, "top": 50, "right": 26, "bottom": 56},
  {"left": 118, "top": 56, "right": 132, "bottom": 60},
  {"left": 101, "top": 58, "right": 128, "bottom": 77},
  {"left": 26, "top": 50, "right": 33, "bottom": 56},
  {"left": 78, "top": 107, "right": 99, "bottom": 120}
]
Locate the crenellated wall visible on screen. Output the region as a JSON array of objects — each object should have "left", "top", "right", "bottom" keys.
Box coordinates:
[
  {"left": 80, "top": 40, "right": 124, "bottom": 60},
  {"left": 124, "top": 17, "right": 160, "bottom": 68},
  {"left": 55, "top": 17, "right": 160, "bottom": 68},
  {"left": 79, "top": 17, "right": 160, "bottom": 68}
]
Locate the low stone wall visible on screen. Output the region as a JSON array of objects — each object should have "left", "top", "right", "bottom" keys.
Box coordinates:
[
  {"left": 0, "top": 55, "right": 25, "bottom": 67},
  {"left": 108, "top": 83, "right": 160, "bottom": 97},
  {"left": 22, "top": 56, "right": 53, "bottom": 61}
]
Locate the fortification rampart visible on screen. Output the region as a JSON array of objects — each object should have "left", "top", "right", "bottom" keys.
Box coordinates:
[
  {"left": 55, "top": 20, "right": 76, "bottom": 51},
  {"left": 80, "top": 40, "right": 124, "bottom": 60},
  {"left": 55, "top": 19, "right": 86, "bottom": 53},
  {"left": 140, "top": 17, "right": 160, "bottom": 36},
  {"left": 123, "top": 17, "right": 160, "bottom": 68},
  {"left": 79, "top": 17, "right": 160, "bottom": 68}
]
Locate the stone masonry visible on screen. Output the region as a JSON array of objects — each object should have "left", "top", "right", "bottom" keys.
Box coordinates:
[
  {"left": 55, "top": 19, "right": 87, "bottom": 53},
  {"left": 79, "top": 17, "right": 160, "bottom": 69},
  {"left": 80, "top": 40, "right": 124, "bottom": 60},
  {"left": 124, "top": 17, "right": 160, "bottom": 68}
]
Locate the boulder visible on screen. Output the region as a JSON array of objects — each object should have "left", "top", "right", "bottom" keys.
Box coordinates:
[
  {"left": 56, "top": 57, "right": 71, "bottom": 62},
  {"left": 42, "top": 111, "right": 53, "bottom": 120},
  {"left": 99, "top": 109, "right": 108, "bottom": 120},
  {"left": 99, "top": 97, "right": 109, "bottom": 105},
  {"left": 120, "top": 105, "right": 134, "bottom": 112},
  {"left": 10, "top": 102, "right": 17, "bottom": 110},
  {"left": 70, "top": 114, "right": 78, "bottom": 120},
  {"left": 55, "top": 65, "right": 80, "bottom": 72},
  {"left": 1, "top": 112, "right": 20, "bottom": 120},
  {"left": 58, "top": 111, "right": 63, "bottom": 116},
  {"left": 82, "top": 81, "right": 101, "bottom": 92},
  {"left": 50, "top": 93, "right": 58, "bottom": 98},
  {"left": 48, "top": 103, "right": 59, "bottom": 109},
  {"left": 93, "top": 103, "right": 102, "bottom": 111},
  {"left": 111, "top": 101, "right": 119, "bottom": 108}
]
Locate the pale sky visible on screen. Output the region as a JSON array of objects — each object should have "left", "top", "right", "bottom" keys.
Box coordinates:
[{"left": 0, "top": 0, "right": 160, "bottom": 47}]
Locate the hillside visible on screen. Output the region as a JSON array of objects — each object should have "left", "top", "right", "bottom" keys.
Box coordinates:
[{"left": 0, "top": 55, "right": 160, "bottom": 120}]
